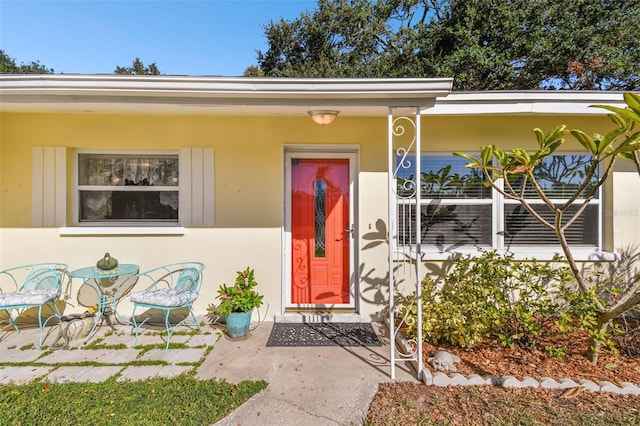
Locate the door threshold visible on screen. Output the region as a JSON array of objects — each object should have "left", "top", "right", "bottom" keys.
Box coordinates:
[{"left": 275, "top": 312, "right": 363, "bottom": 323}]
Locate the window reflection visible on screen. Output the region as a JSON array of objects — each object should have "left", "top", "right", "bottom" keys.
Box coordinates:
[{"left": 78, "top": 153, "right": 179, "bottom": 223}]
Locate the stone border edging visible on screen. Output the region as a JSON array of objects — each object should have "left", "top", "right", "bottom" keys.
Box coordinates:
[
  {"left": 389, "top": 321, "right": 640, "bottom": 396},
  {"left": 426, "top": 371, "right": 640, "bottom": 396}
]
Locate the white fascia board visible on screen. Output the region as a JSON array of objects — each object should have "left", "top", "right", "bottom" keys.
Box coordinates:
[
  {"left": 0, "top": 75, "right": 453, "bottom": 105},
  {"left": 423, "top": 91, "right": 628, "bottom": 115}
]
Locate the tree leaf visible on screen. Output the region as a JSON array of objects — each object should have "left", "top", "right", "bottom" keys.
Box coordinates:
[
  {"left": 598, "top": 125, "right": 629, "bottom": 154},
  {"left": 623, "top": 92, "right": 640, "bottom": 115},
  {"left": 533, "top": 128, "right": 545, "bottom": 146},
  {"left": 511, "top": 148, "right": 531, "bottom": 165},
  {"left": 253, "top": 2, "right": 640, "bottom": 91},
  {"left": 542, "top": 125, "right": 568, "bottom": 147},
  {"left": 453, "top": 152, "right": 479, "bottom": 163},
  {"left": 481, "top": 145, "right": 494, "bottom": 165},
  {"left": 594, "top": 105, "right": 640, "bottom": 123},
  {"left": 569, "top": 130, "right": 597, "bottom": 155}
]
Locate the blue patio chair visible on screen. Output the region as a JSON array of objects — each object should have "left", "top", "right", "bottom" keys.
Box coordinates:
[
  {"left": 126, "top": 262, "right": 205, "bottom": 351},
  {"left": 0, "top": 263, "right": 68, "bottom": 347}
]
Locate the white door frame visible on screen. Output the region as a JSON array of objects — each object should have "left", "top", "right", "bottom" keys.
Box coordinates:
[{"left": 283, "top": 145, "right": 359, "bottom": 312}]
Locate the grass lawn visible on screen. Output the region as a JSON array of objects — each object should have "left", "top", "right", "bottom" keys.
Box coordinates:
[{"left": 0, "top": 375, "right": 267, "bottom": 425}]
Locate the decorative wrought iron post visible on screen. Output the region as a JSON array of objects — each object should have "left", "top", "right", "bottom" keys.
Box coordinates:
[{"left": 388, "top": 107, "right": 423, "bottom": 380}]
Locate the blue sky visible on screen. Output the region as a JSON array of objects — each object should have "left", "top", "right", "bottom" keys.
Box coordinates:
[{"left": 0, "top": 0, "right": 317, "bottom": 76}]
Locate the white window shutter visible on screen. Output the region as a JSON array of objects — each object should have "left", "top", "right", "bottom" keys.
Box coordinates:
[
  {"left": 180, "top": 147, "right": 214, "bottom": 227},
  {"left": 32, "top": 146, "right": 66, "bottom": 227}
]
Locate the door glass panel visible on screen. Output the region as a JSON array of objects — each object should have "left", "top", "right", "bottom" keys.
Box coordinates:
[{"left": 314, "top": 179, "right": 326, "bottom": 257}]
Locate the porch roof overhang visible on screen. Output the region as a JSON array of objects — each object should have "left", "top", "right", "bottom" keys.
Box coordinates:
[{"left": 0, "top": 74, "right": 453, "bottom": 117}]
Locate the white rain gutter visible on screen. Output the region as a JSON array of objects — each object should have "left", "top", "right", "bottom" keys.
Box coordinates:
[
  {"left": 423, "top": 91, "right": 627, "bottom": 115},
  {"left": 0, "top": 75, "right": 454, "bottom": 110}
]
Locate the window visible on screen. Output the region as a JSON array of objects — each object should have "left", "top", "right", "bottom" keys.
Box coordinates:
[
  {"left": 503, "top": 155, "right": 599, "bottom": 249},
  {"left": 77, "top": 152, "right": 179, "bottom": 224},
  {"left": 395, "top": 153, "right": 600, "bottom": 256},
  {"left": 396, "top": 154, "right": 492, "bottom": 250}
]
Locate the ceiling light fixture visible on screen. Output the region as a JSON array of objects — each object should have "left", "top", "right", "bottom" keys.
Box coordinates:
[{"left": 308, "top": 110, "right": 339, "bottom": 125}]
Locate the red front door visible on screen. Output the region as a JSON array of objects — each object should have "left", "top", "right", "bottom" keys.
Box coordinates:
[{"left": 291, "top": 158, "right": 350, "bottom": 304}]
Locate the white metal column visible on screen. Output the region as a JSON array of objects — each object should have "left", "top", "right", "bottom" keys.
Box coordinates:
[{"left": 388, "top": 107, "right": 423, "bottom": 380}]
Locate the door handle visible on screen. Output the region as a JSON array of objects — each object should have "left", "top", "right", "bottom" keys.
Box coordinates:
[{"left": 344, "top": 225, "right": 354, "bottom": 233}]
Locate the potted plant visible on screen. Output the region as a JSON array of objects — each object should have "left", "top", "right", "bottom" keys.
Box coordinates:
[{"left": 216, "top": 267, "right": 264, "bottom": 338}]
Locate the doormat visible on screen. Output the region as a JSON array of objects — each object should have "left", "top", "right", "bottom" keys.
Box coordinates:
[{"left": 266, "top": 322, "right": 382, "bottom": 347}]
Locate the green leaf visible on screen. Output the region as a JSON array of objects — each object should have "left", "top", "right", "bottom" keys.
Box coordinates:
[
  {"left": 511, "top": 148, "right": 531, "bottom": 165},
  {"left": 624, "top": 92, "right": 640, "bottom": 114},
  {"left": 621, "top": 151, "right": 636, "bottom": 160},
  {"left": 480, "top": 145, "right": 494, "bottom": 165},
  {"left": 598, "top": 125, "right": 628, "bottom": 153},
  {"left": 608, "top": 113, "right": 627, "bottom": 128},
  {"left": 494, "top": 148, "right": 507, "bottom": 165},
  {"left": 570, "top": 130, "right": 597, "bottom": 154},
  {"left": 533, "top": 128, "right": 545, "bottom": 146},
  {"left": 545, "top": 140, "right": 563, "bottom": 154},
  {"left": 594, "top": 105, "right": 640, "bottom": 123},
  {"left": 613, "top": 141, "right": 640, "bottom": 156},
  {"left": 453, "top": 152, "right": 480, "bottom": 163},
  {"left": 542, "top": 125, "right": 568, "bottom": 146}
]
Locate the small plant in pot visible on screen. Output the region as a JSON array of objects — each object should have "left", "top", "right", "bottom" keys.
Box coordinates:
[{"left": 216, "top": 267, "right": 264, "bottom": 338}]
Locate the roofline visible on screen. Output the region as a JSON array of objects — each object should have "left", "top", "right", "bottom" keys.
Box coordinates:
[
  {"left": 0, "top": 75, "right": 454, "bottom": 109},
  {"left": 0, "top": 75, "right": 631, "bottom": 116},
  {"left": 423, "top": 91, "right": 628, "bottom": 115}
]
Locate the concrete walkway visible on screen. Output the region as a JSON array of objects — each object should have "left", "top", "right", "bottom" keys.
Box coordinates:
[{"left": 0, "top": 321, "right": 418, "bottom": 425}]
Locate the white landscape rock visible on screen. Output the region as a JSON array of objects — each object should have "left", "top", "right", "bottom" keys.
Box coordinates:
[{"left": 427, "top": 348, "right": 461, "bottom": 372}]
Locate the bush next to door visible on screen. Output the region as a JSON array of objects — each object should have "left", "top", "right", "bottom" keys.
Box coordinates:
[{"left": 399, "top": 250, "right": 602, "bottom": 355}]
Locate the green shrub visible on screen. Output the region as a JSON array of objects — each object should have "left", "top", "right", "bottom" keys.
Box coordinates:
[
  {"left": 491, "top": 255, "right": 576, "bottom": 349},
  {"left": 400, "top": 273, "right": 491, "bottom": 348},
  {"left": 556, "top": 284, "right": 618, "bottom": 355},
  {"left": 399, "top": 250, "right": 579, "bottom": 350}
]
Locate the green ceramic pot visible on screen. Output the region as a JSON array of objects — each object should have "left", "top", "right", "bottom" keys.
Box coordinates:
[{"left": 225, "top": 310, "right": 252, "bottom": 338}]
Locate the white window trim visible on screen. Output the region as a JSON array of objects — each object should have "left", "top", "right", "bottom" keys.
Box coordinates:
[
  {"left": 282, "top": 146, "right": 360, "bottom": 311},
  {"left": 59, "top": 226, "right": 185, "bottom": 236},
  {"left": 73, "top": 149, "right": 180, "bottom": 227},
  {"left": 393, "top": 152, "right": 605, "bottom": 261}
]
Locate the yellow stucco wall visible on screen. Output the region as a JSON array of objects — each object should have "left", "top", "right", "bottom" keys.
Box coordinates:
[
  {"left": 1, "top": 111, "right": 637, "bottom": 321},
  {"left": 0, "top": 227, "right": 283, "bottom": 322},
  {"left": 0, "top": 111, "right": 623, "bottom": 227},
  {"left": 1, "top": 113, "right": 390, "bottom": 227}
]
